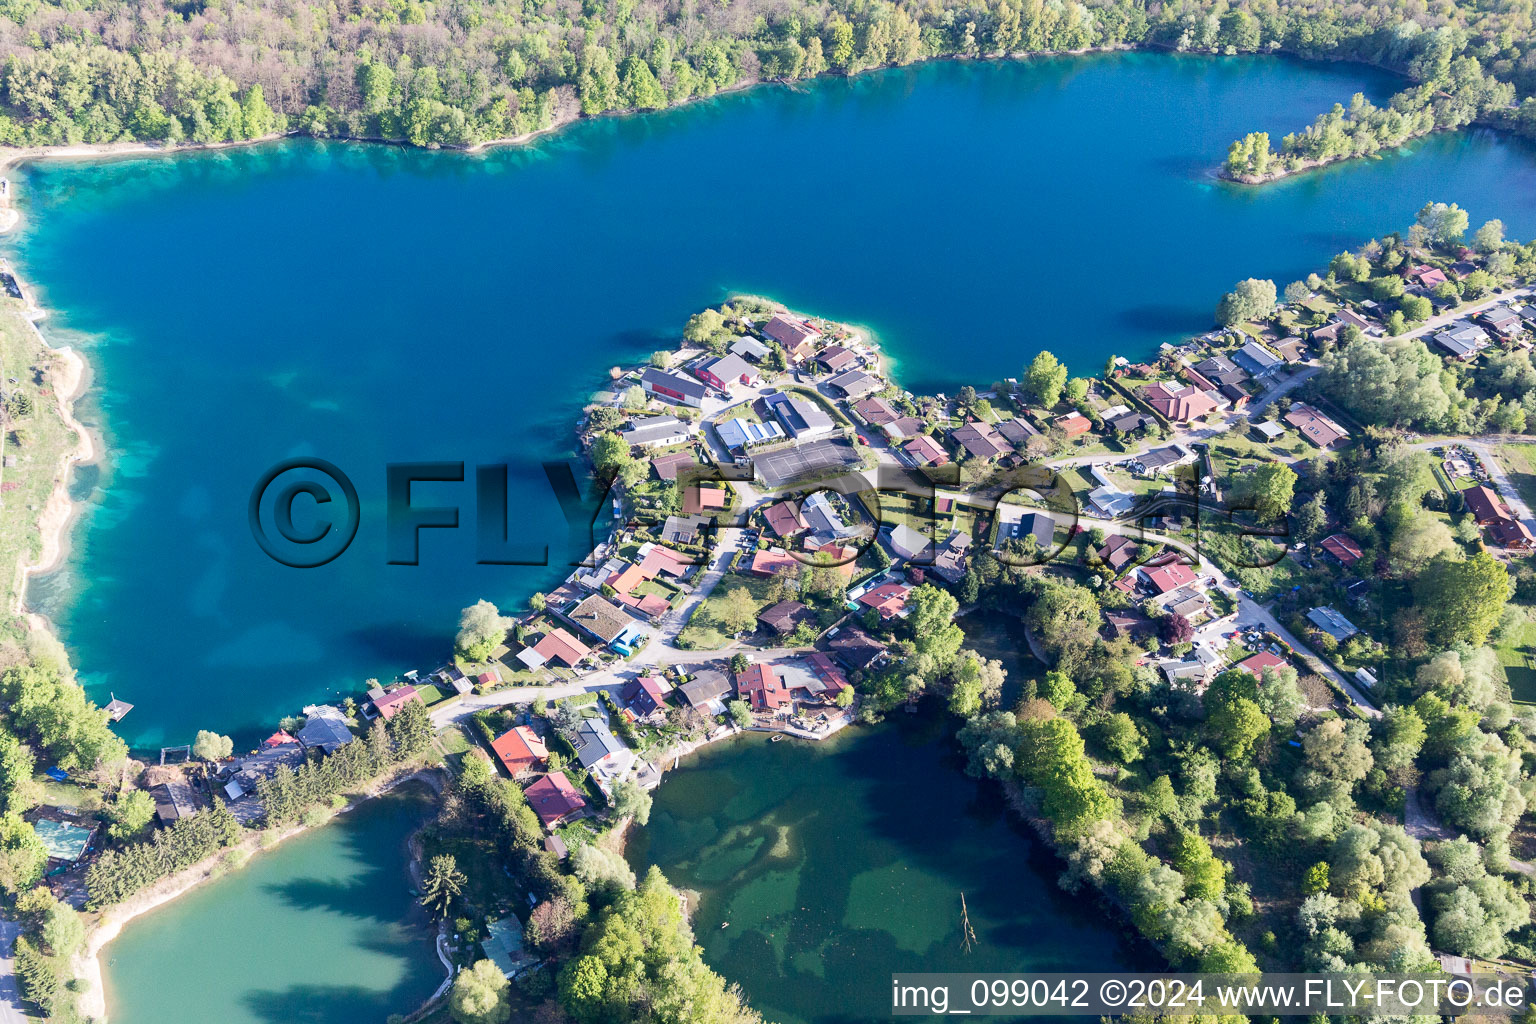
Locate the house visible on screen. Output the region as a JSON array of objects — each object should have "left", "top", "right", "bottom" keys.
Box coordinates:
[
  {"left": 1409, "top": 264, "right": 1449, "bottom": 290},
  {"left": 1096, "top": 534, "right": 1140, "bottom": 573},
  {"left": 1479, "top": 305, "right": 1524, "bottom": 338},
  {"left": 1104, "top": 608, "right": 1155, "bottom": 640},
  {"left": 525, "top": 772, "right": 587, "bottom": 829},
  {"left": 1284, "top": 403, "right": 1349, "bottom": 448},
  {"left": 761, "top": 500, "right": 806, "bottom": 539},
  {"left": 758, "top": 599, "right": 813, "bottom": 636},
  {"left": 792, "top": 653, "right": 850, "bottom": 703},
  {"left": 521, "top": 627, "right": 590, "bottom": 669},
  {"left": 1463, "top": 484, "right": 1511, "bottom": 524},
  {"left": 148, "top": 776, "right": 203, "bottom": 824},
  {"left": 1158, "top": 659, "right": 1209, "bottom": 685},
  {"left": 995, "top": 417, "right": 1040, "bottom": 445},
  {"left": 904, "top": 434, "right": 949, "bottom": 467},
  {"left": 1088, "top": 482, "right": 1134, "bottom": 518},
  {"left": 761, "top": 313, "right": 822, "bottom": 358},
  {"left": 620, "top": 415, "right": 692, "bottom": 449},
  {"left": 661, "top": 513, "right": 710, "bottom": 546},
  {"left": 651, "top": 451, "right": 697, "bottom": 482},
  {"left": 568, "top": 594, "right": 642, "bottom": 647},
  {"left": 931, "top": 532, "right": 972, "bottom": 584},
  {"left": 854, "top": 397, "right": 901, "bottom": 425},
  {"left": 678, "top": 668, "right": 732, "bottom": 711},
  {"left": 491, "top": 726, "right": 548, "bottom": 777},
  {"left": 1319, "top": 533, "right": 1363, "bottom": 568},
  {"left": 1520, "top": 304, "right": 1536, "bottom": 327},
  {"left": 826, "top": 369, "right": 882, "bottom": 399},
  {"left": 1233, "top": 341, "right": 1283, "bottom": 379},
  {"left": 1056, "top": 411, "right": 1092, "bottom": 437},
  {"left": 825, "top": 625, "right": 888, "bottom": 671},
  {"left": 1431, "top": 322, "right": 1490, "bottom": 361},
  {"left": 716, "top": 416, "right": 785, "bottom": 452},
  {"left": 1220, "top": 383, "right": 1250, "bottom": 411},
  {"left": 1236, "top": 651, "right": 1288, "bottom": 677},
  {"left": 1132, "top": 444, "right": 1195, "bottom": 476},
  {"left": 1141, "top": 382, "right": 1218, "bottom": 422},
  {"left": 737, "top": 662, "right": 792, "bottom": 713},
  {"left": 1142, "top": 562, "right": 1197, "bottom": 595},
  {"left": 730, "top": 336, "right": 771, "bottom": 361},
  {"left": 1252, "top": 420, "right": 1286, "bottom": 442},
  {"left": 950, "top": 421, "right": 1012, "bottom": 461},
  {"left": 1166, "top": 588, "right": 1212, "bottom": 622},
  {"left": 884, "top": 415, "right": 925, "bottom": 439},
  {"left": 694, "top": 353, "right": 759, "bottom": 390},
  {"left": 1337, "top": 308, "right": 1377, "bottom": 334},
  {"left": 800, "top": 491, "right": 853, "bottom": 539},
  {"left": 1273, "top": 336, "right": 1308, "bottom": 362},
  {"left": 1181, "top": 365, "right": 1218, "bottom": 392},
  {"left": 1307, "top": 605, "right": 1360, "bottom": 642},
  {"left": 764, "top": 392, "right": 836, "bottom": 439},
  {"left": 572, "top": 719, "right": 629, "bottom": 771},
  {"left": 1488, "top": 517, "right": 1536, "bottom": 550},
  {"left": 1106, "top": 410, "right": 1153, "bottom": 434},
  {"left": 883, "top": 523, "right": 930, "bottom": 561},
  {"left": 998, "top": 508, "right": 1054, "bottom": 551},
  {"left": 858, "top": 582, "right": 911, "bottom": 620},
  {"left": 814, "top": 346, "right": 860, "bottom": 373},
  {"left": 750, "top": 548, "right": 801, "bottom": 577},
  {"left": 483, "top": 917, "right": 538, "bottom": 979},
  {"left": 681, "top": 485, "right": 730, "bottom": 515},
  {"left": 622, "top": 676, "right": 671, "bottom": 717},
  {"left": 1193, "top": 355, "right": 1246, "bottom": 387},
  {"left": 297, "top": 705, "right": 354, "bottom": 754},
  {"left": 371, "top": 685, "right": 423, "bottom": 721},
  {"left": 640, "top": 367, "right": 708, "bottom": 408}
]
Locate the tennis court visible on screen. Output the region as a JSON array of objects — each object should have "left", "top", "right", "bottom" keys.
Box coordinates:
[{"left": 753, "top": 438, "right": 862, "bottom": 488}]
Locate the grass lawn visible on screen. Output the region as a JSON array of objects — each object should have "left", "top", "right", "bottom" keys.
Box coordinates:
[
  {"left": 414, "top": 683, "right": 448, "bottom": 706},
  {"left": 1496, "top": 604, "right": 1536, "bottom": 703},
  {"left": 1496, "top": 444, "right": 1536, "bottom": 514},
  {"left": 677, "top": 572, "right": 778, "bottom": 649},
  {"left": 420, "top": 834, "right": 518, "bottom": 916}
]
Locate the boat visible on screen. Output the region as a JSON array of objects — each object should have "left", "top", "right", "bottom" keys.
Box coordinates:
[{"left": 770, "top": 734, "right": 784, "bottom": 742}]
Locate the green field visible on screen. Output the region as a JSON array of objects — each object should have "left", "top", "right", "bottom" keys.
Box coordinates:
[
  {"left": 1496, "top": 444, "right": 1536, "bottom": 516},
  {"left": 1497, "top": 604, "right": 1536, "bottom": 703}
]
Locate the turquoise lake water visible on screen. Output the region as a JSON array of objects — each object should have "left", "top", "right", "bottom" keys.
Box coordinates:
[
  {"left": 101, "top": 786, "right": 441, "bottom": 1024},
  {"left": 10, "top": 53, "right": 1536, "bottom": 747}
]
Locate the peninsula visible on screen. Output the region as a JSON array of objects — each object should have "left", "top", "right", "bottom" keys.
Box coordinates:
[{"left": 5, "top": 192, "right": 1536, "bottom": 1024}]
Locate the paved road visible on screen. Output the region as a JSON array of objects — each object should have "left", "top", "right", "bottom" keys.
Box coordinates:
[
  {"left": 0, "top": 918, "right": 27, "bottom": 1024},
  {"left": 1245, "top": 364, "right": 1320, "bottom": 417}
]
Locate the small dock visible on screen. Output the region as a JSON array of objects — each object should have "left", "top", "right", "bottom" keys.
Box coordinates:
[{"left": 105, "top": 696, "right": 134, "bottom": 722}]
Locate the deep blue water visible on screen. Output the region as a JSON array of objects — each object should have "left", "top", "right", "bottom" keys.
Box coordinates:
[{"left": 10, "top": 53, "right": 1536, "bottom": 746}]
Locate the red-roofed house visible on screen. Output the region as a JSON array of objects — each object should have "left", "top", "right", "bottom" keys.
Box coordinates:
[
  {"left": 1056, "top": 411, "right": 1092, "bottom": 437},
  {"left": 904, "top": 434, "right": 949, "bottom": 467},
  {"left": 1463, "top": 484, "right": 1511, "bottom": 525},
  {"left": 1410, "top": 264, "right": 1449, "bottom": 290},
  {"left": 751, "top": 548, "right": 801, "bottom": 577},
  {"left": 1236, "top": 651, "right": 1288, "bottom": 677},
  {"left": 532, "top": 628, "right": 591, "bottom": 668},
  {"left": 621, "top": 676, "right": 671, "bottom": 717},
  {"left": 764, "top": 501, "right": 807, "bottom": 538},
  {"left": 616, "top": 591, "right": 670, "bottom": 619},
  {"left": 761, "top": 314, "right": 822, "bottom": 360},
  {"left": 1319, "top": 533, "right": 1363, "bottom": 567},
  {"left": 806, "top": 653, "right": 850, "bottom": 702},
  {"left": 525, "top": 772, "right": 587, "bottom": 829},
  {"left": 608, "top": 564, "right": 647, "bottom": 595},
  {"left": 263, "top": 730, "right": 298, "bottom": 748},
  {"left": 682, "top": 486, "right": 730, "bottom": 515},
  {"left": 858, "top": 582, "right": 911, "bottom": 619},
  {"left": 492, "top": 726, "right": 549, "bottom": 778},
  {"left": 372, "top": 685, "right": 423, "bottom": 721},
  {"left": 737, "top": 663, "right": 792, "bottom": 713},
  {"left": 1488, "top": 517, "right": 1536, "bottom": 550},
  {"left": 1142, "top": 562, "right": 1197, "bottom": 594},
  {"left": 1141, "top": 382, "right": 1219, "bottom": 422},
  {"left": 638, "top": 545, "right": 692, "bottom": 579}
]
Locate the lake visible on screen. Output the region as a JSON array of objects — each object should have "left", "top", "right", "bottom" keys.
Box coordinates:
[
  {"left": 626, "top": 711, "right": 1153, "bottom": 1024},
  {"left": 101, "top": 785, "right": 442, "bottom": 1024},
  {"left": 10, "top": 52, "right": 1536, "bottom": 747}
]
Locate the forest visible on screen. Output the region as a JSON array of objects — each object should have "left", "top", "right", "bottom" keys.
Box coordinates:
[{"left": 2, "top": 0, "right": 1536, "bottom": 150}]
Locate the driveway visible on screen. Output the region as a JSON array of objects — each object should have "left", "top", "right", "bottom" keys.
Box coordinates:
[{"left": 0, "top": 918, "right": 26, "bottom": 1024}]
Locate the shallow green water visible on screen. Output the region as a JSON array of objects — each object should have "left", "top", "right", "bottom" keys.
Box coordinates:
[
  {"left": 101, "top": 787, "right": 441, "bottom": 1024},
  {"left": 628, "top": 714, "right": 1153, "bottom": 1024},
  {"left": 9, "top": 53, "right": 1536, "bottom": 751}
]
